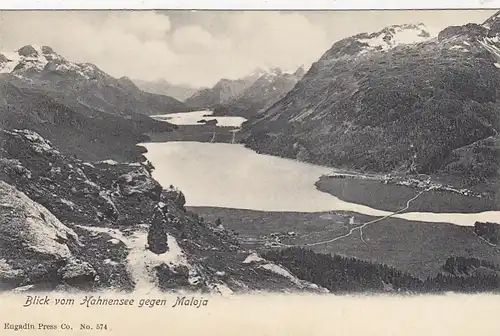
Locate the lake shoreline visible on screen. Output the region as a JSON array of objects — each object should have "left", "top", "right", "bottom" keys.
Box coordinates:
[
  {"left": 315, "top": 175, "right": 498, "bottom": 214},
  {"left": 132, "top": 111, "right": 500, "bottom": 281},
  {"left": 135, "top": 111, "right": 500, "bottom": 227}
]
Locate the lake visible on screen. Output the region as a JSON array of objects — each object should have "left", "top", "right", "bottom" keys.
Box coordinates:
[
  {"left": 140, "top": 139, "right": 500, "bottom": 227},
  {"left": 152, "top": 110, "right": 246, "bottom": 128}
]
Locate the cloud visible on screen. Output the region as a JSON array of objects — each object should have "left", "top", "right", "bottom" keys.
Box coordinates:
[
  {"left": 171, "top": 25, "right": 216, "bottom": 53},
  {"left": 0, "top": 10, "right": 332, "bottom": 87},
  {"left": 0, "top": 10, "right": 495, "bottom": 88}
]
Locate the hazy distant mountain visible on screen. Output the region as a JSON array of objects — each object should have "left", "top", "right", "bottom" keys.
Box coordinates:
[
  {"left": 184, "top": 68, "right": 279, "bottom": 110},
  {"left": 213, "top": 66, "right": 306, "bottom": 118},
  {"left": 133, "top": 78, "right": 201, "bottom": 102},
  {"left": 241, "top": 18, "right": 500, "bottom": 192}
]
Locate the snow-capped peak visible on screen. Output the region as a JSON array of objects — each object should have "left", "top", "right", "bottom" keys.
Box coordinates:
[
  {"left": 356, "top": 23, "right": 432, "bottom": 53},
  {"left": 248, "top": 66, "right": 302, "bottom": 80},
  {"left": 0, "top": 44, "right": 99, "bottom": 80},
  {"left": 0, "top": 44, "right": 56, "bottom": 74}
]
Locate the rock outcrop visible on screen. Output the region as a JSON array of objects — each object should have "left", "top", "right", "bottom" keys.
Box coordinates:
[{"left": 0, "top": 180, "right": 81, "bottom": 289}]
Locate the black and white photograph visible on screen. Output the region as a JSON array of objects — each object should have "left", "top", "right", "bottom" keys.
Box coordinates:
[{"left": 0, "top": 9, "right": 500, "bottom": 296}]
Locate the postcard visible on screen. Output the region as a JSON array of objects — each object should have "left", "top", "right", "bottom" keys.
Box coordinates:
[{"left": 1, "top": 5, "right": 500, "bottom": 335}]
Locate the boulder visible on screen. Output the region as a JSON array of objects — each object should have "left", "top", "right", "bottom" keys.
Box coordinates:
[
  {"left": 161, "top": 185, "right": 186, "bottom": 209},
  {"left": 115, "top": 168, "right": 162, "bottom": 200},
  {"left": 58, "top": 258, "right": 97, "bottom": 287}
]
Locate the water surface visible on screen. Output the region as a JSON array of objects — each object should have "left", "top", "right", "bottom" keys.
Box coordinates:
[
  {"left": 153, "top": 110, "right": 246, "bottom": 128},
  {"left": 141, "top": 141, "right": 500, "bottom": 226}
]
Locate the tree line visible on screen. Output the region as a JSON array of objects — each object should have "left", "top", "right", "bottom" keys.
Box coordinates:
[{"left": 262, "top": 247, "right": 500, "bottom": 293}]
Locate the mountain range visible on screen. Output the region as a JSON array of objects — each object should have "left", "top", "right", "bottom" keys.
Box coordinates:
[
  {"left": 183, "top": 67, "right": 302, "bottom": 112},
  {"left": 0, "top": 45, "right": 191, "bottom": 163},
  {"left": 240, "top": 18, "right": 500, "bottom": 196},
  {"left": 0, "top": 44, "right": 327, "bottom": 293},
  {"left": 133, "top": 79, "right": 201, "bottom": 102},
  {"left": 2, "top": 12, "right": 500, "bottom": 294},
  {"left": 212, "top": 66, "right": 306, "bottom": 119}
]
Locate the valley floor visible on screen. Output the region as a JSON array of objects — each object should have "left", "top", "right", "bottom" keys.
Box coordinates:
[{"left": 189, "top": 206, "right": 500, "bottom": 279}]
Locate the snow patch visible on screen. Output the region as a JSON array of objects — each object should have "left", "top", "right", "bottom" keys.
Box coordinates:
[
  {"left": 0, "top": 45, "right": 95, "bottom": 79},
  {"left": 0, "top": 51, "right": 21, "bottom": 73},
  {"left": 60, "top": 198, "right": 75, "bottom": 208},
  {"left": 479, "top": 37, "right": 500, "bottom": 62},
  {"left": 290, "top": 108, "right": 316, "bottom": 122},
  {"left": 83, "top": 179, "right": 99, "bottom": 189},
  {"left": 243, "top": 252, "right": 265, "bottom": 264},
  {"left": 260, "top": 263, "right": 302, "bottom": 285},
  {"left": 99, "top": 159, "right": 119, "bottom": 165},
  {"left": 260, "top": 263, "right": 326, "bottom": 291},
  {"left": 11, "top": 285, "right": 35, "bottom": 293},
  {"left": 357, "top": 24, "right": 431, "bottom": 53},
  {"left": 450, "top": 45, "right": 469, "bottom": 52}
]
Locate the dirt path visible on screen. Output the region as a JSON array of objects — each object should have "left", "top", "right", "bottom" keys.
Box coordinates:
[{"left": 299, "top": 187, "right": 433, "bottom": 247}]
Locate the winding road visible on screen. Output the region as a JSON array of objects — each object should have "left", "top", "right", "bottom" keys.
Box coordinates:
[{"left": 301, "top": 187, "right": 433, "bottom": 247}]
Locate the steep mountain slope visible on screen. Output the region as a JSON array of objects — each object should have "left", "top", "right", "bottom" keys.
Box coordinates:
[
  {"left": 133, "top": 78, "right": 201, "bottom": 102},
  {"left": 0, "top": 128, "right": 325, "bottom": 293},
  {"left": 0, "top": 75, "right": 177, "bottom": 163},
  {"left": 212, "top": 67, "right": 306, "bottom": 118},
  {"left": 184, "top": 69, "right": 272, "bottom": 110},
  {"left": 241, "top": 19, "right": 500, "bottom": 193},
  {"left": 0, "top": 45, "right": 190, "bottom": 116},
  {"left": 0, "top": 45, "right": 192, "bottom": 162}
]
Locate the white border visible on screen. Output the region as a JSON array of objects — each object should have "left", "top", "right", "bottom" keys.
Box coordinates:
[{"left": 0, "top": 0, "right": 499, "bottom": 10}]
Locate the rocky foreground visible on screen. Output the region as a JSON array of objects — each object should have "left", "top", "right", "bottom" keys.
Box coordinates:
[{"left": 0, "top": 128, "right": 325, "bottom": 294}]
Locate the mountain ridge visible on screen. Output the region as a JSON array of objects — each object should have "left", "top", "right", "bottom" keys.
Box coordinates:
[
  {"left": 133, "top": 78, "right": 201, "bottom": 102},
  {"left": 212, "top": 66, "right": 306, "bottom": 118},
  {"left": 184, "top": 67, "right": 300, "bottom": 111},
  {"left": 0, "top": 44, "right": 192, "bottom": 163},
  {"left": 240, "top": 13, "right": 500, "bottom": 195}
]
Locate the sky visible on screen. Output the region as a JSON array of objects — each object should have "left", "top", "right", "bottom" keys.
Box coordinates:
[{"left": 0, "top": 10, "right": 496, "bottom": 87}]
